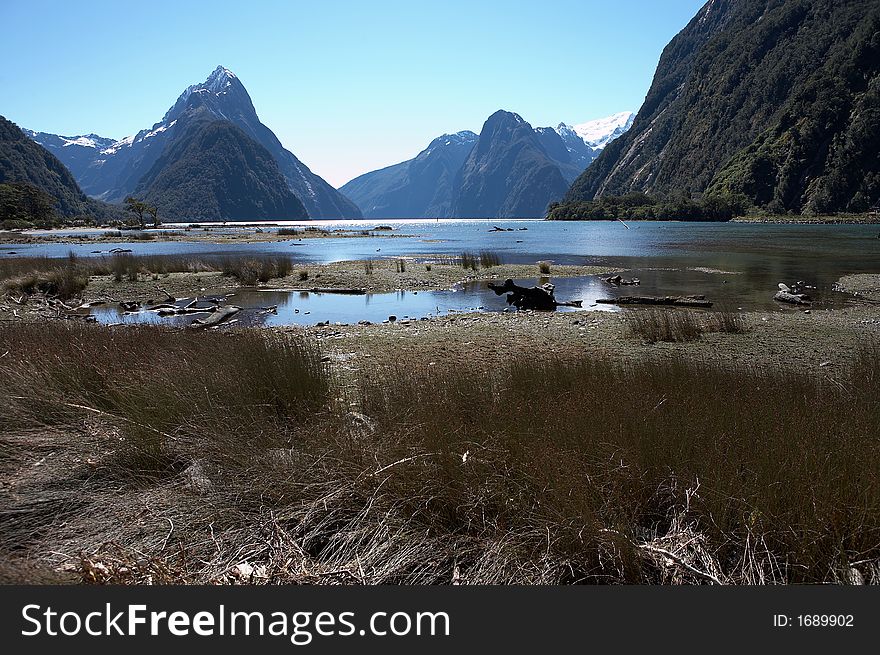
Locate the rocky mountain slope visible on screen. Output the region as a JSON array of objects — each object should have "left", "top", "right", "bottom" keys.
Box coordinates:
[{"left": 564, "top": 0, "right": 880, "bottom": 214}]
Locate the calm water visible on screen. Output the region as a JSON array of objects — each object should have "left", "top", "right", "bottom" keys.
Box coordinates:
[{"left": 6, "top": 219, "right": 879, "bottom": 325}]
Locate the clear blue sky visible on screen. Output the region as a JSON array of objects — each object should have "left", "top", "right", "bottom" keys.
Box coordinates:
[{"left": 0, "top": 0, "right": 705, "bottom": 186}]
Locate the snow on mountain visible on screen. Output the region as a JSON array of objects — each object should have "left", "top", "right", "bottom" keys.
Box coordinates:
[
  {"left": 24, "top": 129, "right": 114, "bottom": 151},
  {"left": 99, "top": 134, "right": 135, "bottom": 155},
  {"left": 566, "top": 111, "right": 635, "bottom": 150}
]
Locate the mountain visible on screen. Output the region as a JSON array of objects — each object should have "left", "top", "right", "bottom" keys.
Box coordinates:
[
  {"left": 451, "top": 110, "right": 571, "bottom": 218},
  {"left": 339, "top": 131, "right": 477, "bottom": 218},
  {"left": 1, "top": 116, "right": 118, "bottom": 220},
  {"left": 26, "top": 66, "right": 362, "bottom": 218},
  {"left": 532, "top": 126, "right": 592, "bottom": 183},
  {"left": 564, "top": 0, "right": 880, "bottom": 214},
  {"left": 340, "top": 111, "right": 630, "bottom": 218},
  {"left": 133, "top": 113, "right": 307, "bottom": 222},
  {"left": 549, "top": 123, "right": 601, "bottom": 173},
  {"left": 567, "top": 112, "right": 635, "bottom": 151}
]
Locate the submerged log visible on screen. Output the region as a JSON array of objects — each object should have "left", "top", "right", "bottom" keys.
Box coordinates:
[
  {"left": 309, "top": 287, "right": 366, "bottom": 295},
  {"left": 596, "top": 295, "right": 713, "bottom": 308},
  {"left": 487, "top": 279, "right": 582, "bottom": 310},
  {"left": 190, "top": 305, "right": 241, "bottom": 329}
]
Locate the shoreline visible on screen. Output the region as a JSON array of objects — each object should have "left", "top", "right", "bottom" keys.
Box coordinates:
[
  {"left": 1, "top": 251, "right": 878, "bottom": 585},
  {"left": 1, "top": 225, "right": 412, "bottom": 245}
]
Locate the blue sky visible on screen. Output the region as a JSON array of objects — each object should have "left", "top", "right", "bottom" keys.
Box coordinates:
[{"left": 0, "top": 0, "right": 705, "bottom": 186}]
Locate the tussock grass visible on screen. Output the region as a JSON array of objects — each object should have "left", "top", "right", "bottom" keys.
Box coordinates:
[
  {"left": 460, "top": 250, "right": 502, "bottom": 271},
  {"left": 0, "top": 322, "right": 877, "bottom": 585},
  {"left": 626, "top": 309, "right": 749, "bottom": 343},
  {"left": 1, "top": 253, "right": 296, "bottom": 298},
  {"left": 1, "top": 254, "right": 89, "bottom": 300},
  {"left": 277, "top": 227, "right": 301, "bottom": 236},
  {"left": 126, "top": 231, "right": 156, "bottom": 241},
  {"left": 216, "top": 255, "right": 293, "bottom": 285}
]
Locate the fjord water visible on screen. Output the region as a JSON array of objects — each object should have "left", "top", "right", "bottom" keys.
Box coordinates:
[{"left": 7, "top": 220, "right": 879, "bottom": 324}]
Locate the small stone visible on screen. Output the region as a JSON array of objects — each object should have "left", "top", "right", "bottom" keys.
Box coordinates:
[{"left": 388, "top": 315, "right": 397, "bottom": 322}]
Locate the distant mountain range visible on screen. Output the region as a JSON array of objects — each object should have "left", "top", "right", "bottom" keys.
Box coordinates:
[
  {"left": 26, "top": 66, "right": 361, "bottom": 220},
  {"left": 341, "top": 111, "right": 633, "bottom": 218},
  {"left": 1, "top": 115, "right": 119, "bottom": 221},
  {"left": 564, "top": 0, "right": 880, "bottom": 214}
]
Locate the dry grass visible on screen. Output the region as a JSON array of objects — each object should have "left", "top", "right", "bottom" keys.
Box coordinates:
[
  {"left": 626, "top": 309, "right": 749, "bottom": 343},
  {"left": 218, "top": 256, "right": 293, "bottom": 285},
  {"left": 460, "top": 251, "right": 502, "bottom": 271},
  {"left": 1, "top": 254, "right": 90, "bottom": 300},
  {"left": 0, "top": 323, "right": 877, "bottom": 585}
]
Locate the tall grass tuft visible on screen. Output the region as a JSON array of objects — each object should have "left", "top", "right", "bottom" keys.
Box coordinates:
[
  {"left": 626, "top": 309, "right": 751, "bottom": 343},
  {"left": 220, "top": 255, "right": 294, "bottom": 285},
  {"left": 1, "top": 253, "right": 89, "bottom": 300},
  {"left": 1, "top": 321, "right": 877, "bottom": 585},
  {"left": 460, "top": 250, "right": 501, "bottom": 271}
]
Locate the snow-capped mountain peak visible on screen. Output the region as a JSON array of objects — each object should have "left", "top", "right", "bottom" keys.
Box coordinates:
[
  {"left": 565, "top": 111, "right": 635, "bottom": 150},
  {"left": 205, "top": 65, "right": 237, "bottom": 95}
]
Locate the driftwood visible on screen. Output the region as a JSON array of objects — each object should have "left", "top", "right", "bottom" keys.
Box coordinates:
[
  {"left": 775, "top": 281, "right": 812, "bottom": 305},
  {"left": 774, "top": 291, "right": 811, "bottom": 305},
  {"left": 155, "top": 286, "right": 176, "bottom": 302},
  {"left": 603, "top": 275, "right": 640, "bottom": 286},
  {"left": 596, "top": 295, "right": 713, "bottom": 308},
  {"left": 190, "top": 305, "right": 241, "bottom": 329},
  {"left": 488, "top": 279, "right": 582, "bottom": 310}
]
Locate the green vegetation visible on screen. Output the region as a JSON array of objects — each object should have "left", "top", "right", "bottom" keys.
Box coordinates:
[
  {"left": 565, "top": 1, "right": 880, "bottom": 215},
  {"left": 0, "top": 182, "right": 56, "bottom": 227},
  {"left": 547, "top": 191, "right": 749, "bottom": 221},
  {"left": 133, "top": 116, "right": 308, "bottom": 222},
  {"left": 0, "top": 116, "right": 120, "bottom": 223},
  {"left": 123, "top": 197, "right": 159, "bottom": 228},
  {"left": 0, "top": 323, "right": 877, "bottom": 584}
]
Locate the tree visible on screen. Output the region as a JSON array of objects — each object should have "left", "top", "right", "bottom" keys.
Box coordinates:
[
  {"left": 146, "top": 204, "right": 160, "bottom": 228},
  {"left": 124, "top": 196, "right": 157, "bottom": 229},
  {"left": 0, "top": 182, "right": 56, "bottom": 225}
]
